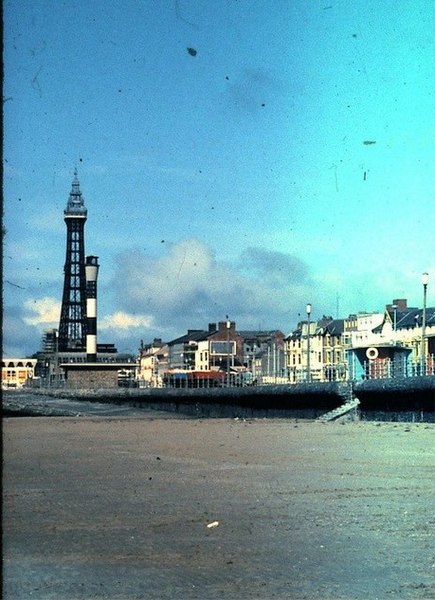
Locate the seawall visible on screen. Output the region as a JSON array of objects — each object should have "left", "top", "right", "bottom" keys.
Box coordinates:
[
  {"left": 354, "top": 376, "right": 435, "bottom": 411},
  {"left": 20, "top": 378, "right": 435, "bottom": 421},
  {"left": 25, "top": 382, "right": 346, "bottom": 419}
]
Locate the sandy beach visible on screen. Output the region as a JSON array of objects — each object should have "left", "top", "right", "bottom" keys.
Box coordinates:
[{"left": 3, "top": 416, "right": 434, "bottom": 599}]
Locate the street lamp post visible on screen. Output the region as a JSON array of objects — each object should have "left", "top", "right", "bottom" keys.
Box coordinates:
[
  {"left": 226, "top": 317, "right": 231, "bottom": 388},
  {"left": 421, "top": 272, "right": 429, "bottom": 375},
  {"left": 306, "top": 303, "right": 312, "bottom": 382},
  {"left": 392, "top": 304, "right": 397, "bottom": 340},
  {"left": 54, "top": 329, "right": 59, "bottom": 388},
  {"left": 391, "top": 305, "right": 398, "bottom": 378}
]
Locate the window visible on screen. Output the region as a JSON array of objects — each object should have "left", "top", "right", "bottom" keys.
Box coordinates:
[{"left": 210, "top": 341, "right": 235, "bottom": 355}]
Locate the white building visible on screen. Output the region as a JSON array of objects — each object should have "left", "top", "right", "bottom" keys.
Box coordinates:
[
  {"left": 138, "top": 340, "right": 168, "bottom": 388},
  {"left": 2, "top": 358, "right": 37, "bottom": 389},
  {"left": 350, "top": 312, "right": 384, "bottom": 348}
]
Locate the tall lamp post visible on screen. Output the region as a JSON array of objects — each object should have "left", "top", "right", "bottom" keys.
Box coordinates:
[
  {"left": 306, "top": 303, "right": 312, "bottom": 382},
  {"left": 421, "top": 272, "right": 429, "bottom": 375},
  {"left": 54, "top": 329, "right": 59, "bottom": 388},
  {"left": 392, "top": 304, "right": 397, "bottom": 340},
  {"left": 226, "top": 317, "right": 231, "bottom": 388}
]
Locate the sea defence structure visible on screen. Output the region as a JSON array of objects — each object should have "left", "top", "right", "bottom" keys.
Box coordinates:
[
  {"left": 24, "top": 377, "right": 435, "bottom": 421},
  {"left": 354, "top": 376, "right": 435, "bottom": 412},
  {"left": 19, "top": 382, "right": 349, "bottom": 419}
]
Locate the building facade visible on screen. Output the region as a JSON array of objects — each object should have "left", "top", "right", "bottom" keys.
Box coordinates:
[
  {"left": 163, "top": 322, "right": 286, "bottom": 386},
  {"left": 285, "top": 299, "right": 435, "bottom": 383},
  {"left": 349, "top": 299, "right": 435, "bottom": 378},
  {"left": 138, "top": 339, "right": 168, "bottom": 387},
  {"left": 286, "top": 319, "right": 328, "bottom": 383},
  {"left": 2, "top": 359, "right": 37, "bottom": 389},
  {"left": 166, "top": 322, "right": 243, "bottom": 375}
]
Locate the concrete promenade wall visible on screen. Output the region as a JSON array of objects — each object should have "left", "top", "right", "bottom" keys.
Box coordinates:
[
  {"left": 27, "top": 382, "right": 347, "bottom": 419},
  {"left": 31, "top": 382, "right": 346, "bottom": 406},
  {"left": 26, "top": 378, "right": 435, "bottom": 419},
  {"left": 354, "top": 376, "right": 435, "bottom": 411}
]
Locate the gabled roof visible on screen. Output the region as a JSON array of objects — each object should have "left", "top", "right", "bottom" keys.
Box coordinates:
[
  {"left": 285, "top": 330, "right": 302, "bottom": 341},
  {"left": 167, "top": 330, "right": 209, "bottom": 346},
  {"left": 373, "top": 307, "right": 435, "bottom": 333},
  {"left": 397, "top": 307, "right": 435, "bottom": 328},
  {"left": 323, "top": 319, "right": 345, "bottom": 336},
  {"left": 238, "top": 330, "right": 284, "bottom": 337}
]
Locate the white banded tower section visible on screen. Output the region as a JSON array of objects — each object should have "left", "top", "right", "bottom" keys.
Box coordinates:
[{"left": 85, "top": 256, "right": 99, "bottom": 362}]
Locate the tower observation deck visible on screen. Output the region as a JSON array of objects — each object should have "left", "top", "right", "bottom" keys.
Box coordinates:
[{"left": 58, "top": 170, "right": 88, "bottom": 351}]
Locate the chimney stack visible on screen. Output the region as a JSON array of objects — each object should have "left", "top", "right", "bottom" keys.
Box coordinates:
[{"left": 85, "top": 256, "right": 99, "bottom": 362}]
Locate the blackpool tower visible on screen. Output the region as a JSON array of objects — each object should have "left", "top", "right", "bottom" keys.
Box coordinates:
[{"left": 58, "top": 170, "right": 88, "bottom": 352}]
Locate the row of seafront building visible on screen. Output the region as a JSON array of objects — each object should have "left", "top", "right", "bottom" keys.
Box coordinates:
[
  {"left": 137, "top": 298, "right": 434, "bottom": 388},
  {"left": 3, "top": 298, "right": 434, "bottom": 390},
  {"left": 286, "top": 299, "right": 434, "bottom": 384}
]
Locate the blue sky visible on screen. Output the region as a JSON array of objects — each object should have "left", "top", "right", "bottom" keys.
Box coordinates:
[{"left": 3, "top": 0, "right": 434, "bottom": 357}]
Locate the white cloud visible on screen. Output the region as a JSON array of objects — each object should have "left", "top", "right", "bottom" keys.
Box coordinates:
[
  {"left": 23, "top": 297, "right": 60, "bottom": 327},
  {"left": 109, "top": 238, "right": 315, "bottom": 336},
  {"left": 99, "top": 311, "right": 154, "bottom": 331},
  {"left": 3, "top": 298, "right": 59, "bottom": 357}
]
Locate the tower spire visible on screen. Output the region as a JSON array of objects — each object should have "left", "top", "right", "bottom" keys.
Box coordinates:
[
  {"left": 65, "top": 168, "right": 87, "bottom": 216},
  {"left": 58, "top": 170, "right": 88, "bottom": 352}
]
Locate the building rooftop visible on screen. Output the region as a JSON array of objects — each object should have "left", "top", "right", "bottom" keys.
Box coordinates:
[{"left": 373, "top": 307, "right": 435, "bottom": 333}]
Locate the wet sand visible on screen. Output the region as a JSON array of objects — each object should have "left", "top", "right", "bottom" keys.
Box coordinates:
[{"left": 3, "top": 417, "right": 434, "bottom": 599}]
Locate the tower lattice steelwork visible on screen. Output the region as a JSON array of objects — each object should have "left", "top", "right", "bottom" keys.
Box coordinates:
[{"left": 58, "top": 170, "right": 88, "bottom": 351}]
